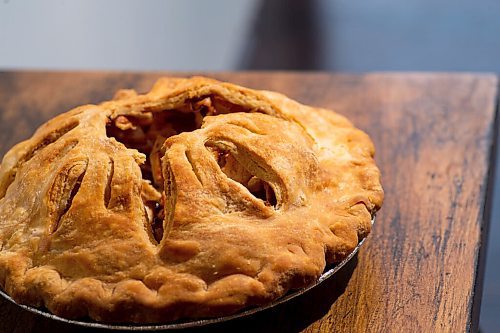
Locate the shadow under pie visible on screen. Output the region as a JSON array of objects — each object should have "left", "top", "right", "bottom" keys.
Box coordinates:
[{"left": 194, "top": 254, "right": 359, "bottom": 333}]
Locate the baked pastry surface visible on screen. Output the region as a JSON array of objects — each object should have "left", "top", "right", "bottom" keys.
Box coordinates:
[{"left": 0, "top": 76, "right": 383, "bottom": 323}]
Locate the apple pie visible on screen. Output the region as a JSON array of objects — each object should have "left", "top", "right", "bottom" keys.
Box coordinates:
[{"left": 0, "top": 76, "right": 383, "bottom": 323}]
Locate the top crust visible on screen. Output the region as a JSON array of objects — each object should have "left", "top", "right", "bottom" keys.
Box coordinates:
[{"left": 0, "top": 76, "right": 383, "bottom": 323}]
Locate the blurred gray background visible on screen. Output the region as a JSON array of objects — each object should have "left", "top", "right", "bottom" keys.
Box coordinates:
[
  {"left": 1, "top": 0, "right": 500, "bottom": 331},
  {"left": 0, "top": 0, "right": 259, "bottom": 71},
  {"left": 2, "top": 0, "right": 500, "bottom": 72}
]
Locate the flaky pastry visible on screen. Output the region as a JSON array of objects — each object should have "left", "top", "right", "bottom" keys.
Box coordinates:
[{"left": 0, "top": 76, "right": 383, "bottom": 323}]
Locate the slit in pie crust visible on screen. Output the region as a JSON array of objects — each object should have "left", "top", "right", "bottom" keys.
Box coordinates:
[{"left": 0, "top": 76, "right": 383, "bottom": 323}]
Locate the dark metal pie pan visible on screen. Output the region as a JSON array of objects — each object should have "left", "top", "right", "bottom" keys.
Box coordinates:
[{"left": 0, "top": 216, "right": 375, "bottom": 330}]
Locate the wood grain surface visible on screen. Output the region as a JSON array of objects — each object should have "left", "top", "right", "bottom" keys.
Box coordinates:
[{"left": 0, "top": 71, "right": 497, "bottom": 332}]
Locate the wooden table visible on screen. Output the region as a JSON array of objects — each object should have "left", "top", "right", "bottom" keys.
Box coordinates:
[{"left": 0, "top": 72, "right": 497, "bottom": 332}]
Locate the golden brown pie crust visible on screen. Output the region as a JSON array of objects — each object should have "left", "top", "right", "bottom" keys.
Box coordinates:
[{"left": 0, "top": 76, "right": 383, "bottom": 323}]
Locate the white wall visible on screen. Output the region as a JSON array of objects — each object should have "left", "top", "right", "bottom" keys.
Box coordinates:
[{"left": 0, "top": 0, "right": 259, "bottom": 70}]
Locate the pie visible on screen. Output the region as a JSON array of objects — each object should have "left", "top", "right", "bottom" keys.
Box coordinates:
[{"left": 0, "top": 76, "right": 383, "bottom": 323}]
